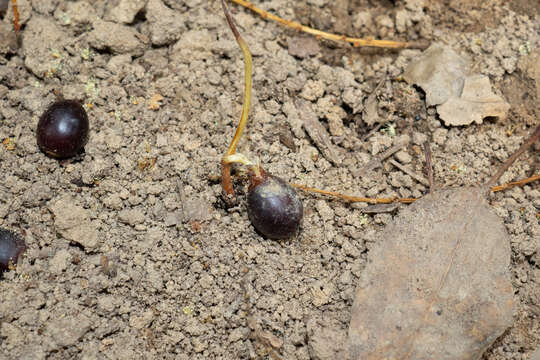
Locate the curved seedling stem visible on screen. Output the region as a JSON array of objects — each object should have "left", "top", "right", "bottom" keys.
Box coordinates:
[
  {"left": 230, "top": 0, "right": 429, "bottom": 50},
  {"left": 221, "top": 0, "right": 254, "bottom": 198},
  {"left": 11, "top": 0, "right": 20, "bottom": 32}
]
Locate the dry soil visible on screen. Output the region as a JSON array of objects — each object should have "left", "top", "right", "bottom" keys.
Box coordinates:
[{"left": 0, "top": 0, "right": 538, "bottom": 359}]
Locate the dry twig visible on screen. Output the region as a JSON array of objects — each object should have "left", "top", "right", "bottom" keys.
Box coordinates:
[{"left": 230, "top": 0, "right": 429, "bottom": 49}]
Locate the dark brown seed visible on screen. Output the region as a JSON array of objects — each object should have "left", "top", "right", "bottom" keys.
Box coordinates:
[
  {"left": 0, "top": 228, "right": 26, "bottom": 273},
  {"left": 37, "top": 100, "right": 89, "bottom": 159},
  {"left": 247, "top": 170, "right": 303, "bottom": 239}
]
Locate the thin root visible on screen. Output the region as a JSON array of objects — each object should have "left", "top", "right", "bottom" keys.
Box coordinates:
[
  {"left": 291, "top": 184, "right": 416, "bottom": 204},
  {"left": 230, "top": 0, "right": 429, "bottom": 49},
  {"left": 487, "top": 124, "right": 540, "bottom": 188},
  {"left": 293, "top": 174, "right": 540, "bottom": 204},
  {"left": 491, "top": 174, "right": 539, "bottom": 192}
]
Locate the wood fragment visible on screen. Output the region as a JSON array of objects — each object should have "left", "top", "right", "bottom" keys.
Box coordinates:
[
  {"left": 388, "top": 159, "right": 429, "bottom": 186},
  {"left": 424, "top": 142, "right": 434, "bottom": 192},
  {"left": 230, "top": 0, "right": 429, "bottom": 49},
  {"left": 296, "top": 99, "right": 342, "bottom": 165},
  {"left": 362, "top": 80, "right": 385, "bottom": 127},
  {"left": 361, "top": 203, "right": 400, "bottom": 214},
  {"left": 362, "top": 142, "right": 406, "bottom": 172},
  {"left": 360, "top": 123, "right": 383, "bottom": 142}
]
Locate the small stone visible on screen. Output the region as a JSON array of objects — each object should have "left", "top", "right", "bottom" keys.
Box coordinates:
[
  {"left": 49, "top": 249, "right": 71, "bottom": 274},
  {"left": 315, "top": 200, "right": 334, "bottom": 221},
  {"left": 395, "top": 150, "right": 412, "bottom": 164},
  {"left": 102, "top": 193, "right": 124, "bottom": 210},
  {"left": 300, "top": 80, "right": 325, "bottom": 101},
  {"left": 49, "top": 197, "right": 87, "bottom": 229},
  {"left": 58, "top": 1, "right": 96, "bottom": 25},
  {"left": 118, "top": 209, "right": 146, "bottom": 226},
  {"left": 183, "top": 197, "right": 213, "bottom": 222},
  {"left": 228, "top": 327, "right": 248, "bottom": 342},
  {"left": 49, "top": 197, "right": 99, "bottom": 250},
  {"left": 22, "top": 17, "right": 68, "bottom": 78},
  {"left": 287, "top": 36, "right": 320, "bottom": 58},
  {"left": 146, "top": 0, "right": 186, "bottom": 46},
  {"left": 192, "top": 337, "right": 207, "bottom": 353},
  {"left": 156, "top": 133, "right": 168, "bottom": 147},
  {"left": 433, "top": 128, "right": 448, "bottom": 145},
  {"left": 0, "top": 22, "right": 17, "bottom": 55},
  {"left": 172, "top": 29, "right": 214, "bottom": 53},
  {"left": 184, "top": 318, "right": 207, "bottom": 336},
  {"left": 198, "top": 273, "right": 214, "bottom": 289},
  {"left": 106, "top": 0, "right": 145, "bottom": 24},
  {"left": 129, "top": 309, "right": 154, "bottom": 329},
  {"left": 395, "top": 10, "right": 410, "bottom": 33},
  {"left": 48, "top": 315, "right": 92, "bottom": 348},
  {"left": 311, "top": 281, "right": 334, "bottom": 307},
  {"left": 412, "top": 131, "right": 428, "bottom": 146},
  {"left": 88, "top": 20, "right": 146, "bottom": 55},
  {"left": 107, "top": 54, "right": 132, "bottom": 74},
  {"left": 97, "top": 295, "right": 117, "bottom": 312},
  {"left": 64, "top": 222, "right": 99, "bottom": 249}
]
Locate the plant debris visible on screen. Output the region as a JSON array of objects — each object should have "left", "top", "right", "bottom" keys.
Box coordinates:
[
  {"left": 437, "top": 75, "right": 511, "bottom": 126},
  {"left": 348, "top": 188, "right": 514, "bottom": 359},
  {"left": 403, "top": 44, "right": 510, "bottom": 126}
]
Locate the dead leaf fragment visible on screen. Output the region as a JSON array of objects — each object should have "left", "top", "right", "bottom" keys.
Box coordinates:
[
  {"left": 148, "top": 94, "right": 164, "bottom": 110},
  {"left": 361, "top": 85, "right": 381, "bottom": 127},
  {"left": 403, "top": 44, "right": 470, "bottom": 106},
  {"left": 348, "top": 188, "right": 514, "bottom": 360},
  {"left": 138, "top": 157, "right": 157, "bottom": 171},
  {"left": 437, "top": 75, "right": 511, "bottom": 126},
  {"left": 2, "top": 138, "right": 15, "bottom": 150},
  {"left": 296, "top": 99, "right": 342, "bottom": 165}
]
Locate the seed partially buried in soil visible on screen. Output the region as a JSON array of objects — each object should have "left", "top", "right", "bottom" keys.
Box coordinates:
[
  {"left": 219, "top": 0, "right": 303, "bottom": 240},
  {"left": 0, "top": 228, "right": 26, "bottom": 273},
  {"left": 36, "top": 99, "right": 89, "bottom": 159},
  {"left": 247, "top": 168, "right": 303, "bottom": 239}
]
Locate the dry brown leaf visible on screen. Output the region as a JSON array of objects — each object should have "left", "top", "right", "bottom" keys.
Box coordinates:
[
  {"left": 348, "top": 188, "right": 514, "bottom": 360},
  {"left": 437, "top": 75, "right": 510, "bottom": 126},
  {"left": 148, "top": 94, "right": 164, "bottom": 110},
  {"left": 2, "top": 137, "right": 15, "bottom": 150},
  {"left": 403, "top": 44, "right": 470, "bottom": 106},
  {"left": 296, "top": 99, "right": 342, "bottom": 165}
]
